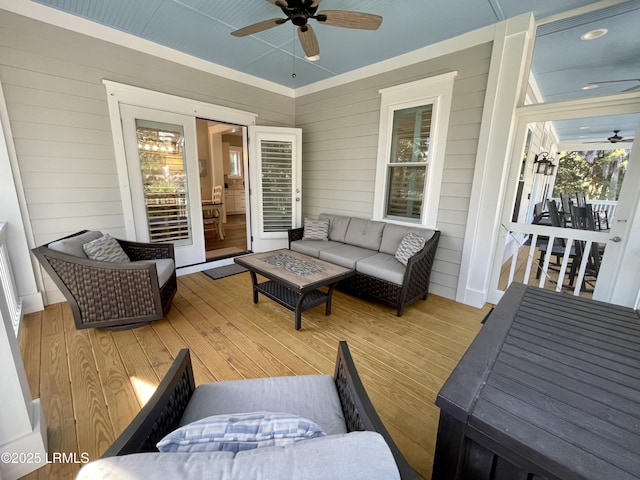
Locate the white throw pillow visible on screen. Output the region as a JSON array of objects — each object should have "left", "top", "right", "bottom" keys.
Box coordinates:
[
  {"left": 82, "top": 234, "right": 130, "bottom": 262},
  {"left": 395, "top": 232, "right": 426, "bottom": 266},
  {"left": 156, "top": 412, "right": 326, "bottom": 453},
  {"left": 302, "top": 218, "right": 329, "bottom": 241}
]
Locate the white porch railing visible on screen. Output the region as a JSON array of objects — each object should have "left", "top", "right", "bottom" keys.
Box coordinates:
[
  {"left": 503, "top": 222, "right": 610, "bottom": 297},
  {"left": 0, "top": 222, "right": 22, "bottom": 336}
]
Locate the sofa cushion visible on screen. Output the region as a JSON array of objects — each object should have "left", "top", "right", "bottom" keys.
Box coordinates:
[
  {"left": 137, "top": 258, "right": 175, "bottom": 287},
  {"left": 395, "top": 232, "right": 427, "bottom": 266},
  {"left": 75, "top": 432, "right": 400, "bottom": 480},
  {"left": 379, "top": 224, "right": 436, "bottom": 255},
  {"left": 302, "top": 218, "right": 329, "bottom": 241},
  {"left": 83, "top": 234, "right": 130, "bottom": 262},
  {"left": 156, "top": 412, "right": 326, "bottom": 453},
  {"left": 319, "top": 213, "right": 351, "bottom": 243},
  {"left": 344, "top": 218, "right": 386, "bottom": 251},
  {"left": 48, "top": 230, "right": 103, "bottom": 258},
  {"left": 290, "top": 240, "right": 344, "bottom": 258},
  {"left": 180, "top": 374, "right": 347, "bottom": 436},
  {"left": 318, "top": 244, "right": 377, "bottom": 270},
  {"left": 355, "top": 253, "right": 406, "bottom": 286}
]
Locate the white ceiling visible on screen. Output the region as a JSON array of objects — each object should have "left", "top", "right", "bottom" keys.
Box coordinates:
[{"left": 23, "top": 0, "right": 640, "bottom": 144}]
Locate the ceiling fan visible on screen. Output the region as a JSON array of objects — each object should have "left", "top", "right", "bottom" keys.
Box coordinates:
[
  {"left": 585, "top": 130, "right": 634, "bottom": 144},
  {"left": 230, "top": 0, "right": 383, "bottom": 59}
]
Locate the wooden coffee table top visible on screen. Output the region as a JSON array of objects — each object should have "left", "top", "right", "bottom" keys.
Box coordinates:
[{"left": 234, "top": 249, "right": 353, "bottom": 291}]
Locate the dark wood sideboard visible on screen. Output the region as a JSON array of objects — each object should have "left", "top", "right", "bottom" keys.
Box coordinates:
[{"left": 433, "top": 283, "right": 640, "bottom": 480}]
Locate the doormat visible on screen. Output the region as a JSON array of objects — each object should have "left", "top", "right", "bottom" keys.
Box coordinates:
[{"left": 203, "top": 264, "right": 247, "bottom": 280}]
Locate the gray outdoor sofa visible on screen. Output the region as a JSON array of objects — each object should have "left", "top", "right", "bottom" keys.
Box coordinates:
[{"left": 288, "top": 213, "right": 440, "bottom": 316}]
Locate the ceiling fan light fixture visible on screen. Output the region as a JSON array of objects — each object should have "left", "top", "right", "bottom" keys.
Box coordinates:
[
  {"left": 580, "top": 28, "right": 608, "bottom": 40},
  {"left": 305, "top": 54, "right": 320, "bottom": 61}
]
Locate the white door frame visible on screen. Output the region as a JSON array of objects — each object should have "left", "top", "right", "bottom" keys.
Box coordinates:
[
  {"left": 103, "top": 81, "right": 257, "bottom": 269},
  {"left": 248, "top": 125, "right": 303, "bottom": 252},
  {"left": 489, "top": 91, "right": 640, "bottom": 305}
]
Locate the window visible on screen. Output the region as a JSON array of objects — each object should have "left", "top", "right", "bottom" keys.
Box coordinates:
[{"left": 374, "top": 72, "right": 456, "bottom": 227}]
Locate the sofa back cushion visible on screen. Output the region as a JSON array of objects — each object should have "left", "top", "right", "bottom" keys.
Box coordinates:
[
  {"left": 344, "top": 218, "right": 385, "bottom": 251},
  {"left": 319, "top": 213, "right": 351, "bottom": 243},
  {"left": 379, "top": 224, "right": 436, "bottom": 255},
  {"left": 48, "top": 230, "right": 103, "bottom": 258}
]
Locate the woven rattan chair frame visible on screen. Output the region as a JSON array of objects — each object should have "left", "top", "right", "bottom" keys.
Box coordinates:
[
  {"left": 32, "top": 230, "right": 176, "bottom": 330},
  {"left": 288, "top": 227, "right": 440, "bottom": 316},
  {"left": 102, "top": 342, "right": 419, "bottom": 480}
]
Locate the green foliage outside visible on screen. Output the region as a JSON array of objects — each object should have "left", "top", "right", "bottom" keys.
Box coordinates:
[{"left": 554, "top": 149, "right": 629, "bottom": 201}]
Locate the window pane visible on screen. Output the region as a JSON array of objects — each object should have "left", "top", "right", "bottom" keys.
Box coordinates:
[
  {"left": 390, "top": 105, "right": 433, "bottom": 163},
  {"left": 261, "top": 140, "right": 293, "bottom": 232},
  {"left": 386, "top": 165, "right": 426, "bottom": 219},
  {"left": 135, "top": 120, "right": 191, "bottom": 244}
]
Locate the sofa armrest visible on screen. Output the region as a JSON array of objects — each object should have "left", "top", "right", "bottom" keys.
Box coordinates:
[
  {"left": 334, "top": 341, "right": 419, "bottom": 480},
  {"left": 288, "top": 227, "right": 305, "bottom": 247},
  {"left": 117, "top": 239, "right": 175, "bottom": 262},
  {"left": 102, "top": 349, "right": 195, "bottom": 457}
]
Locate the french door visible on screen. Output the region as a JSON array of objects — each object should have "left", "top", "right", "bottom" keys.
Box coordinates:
[
  {"left": 120, "top": 105, "right": 205, "bottom": 267},
  {"left": 248, "top": 126, "right": 303, "bottom": 252}
]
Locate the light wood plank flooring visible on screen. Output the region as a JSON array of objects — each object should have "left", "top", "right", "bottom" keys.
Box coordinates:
[{"left": 19, "top": 271, "right": 491, "bottom": 480}]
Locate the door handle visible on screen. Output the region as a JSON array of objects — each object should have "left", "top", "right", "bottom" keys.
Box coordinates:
[{"left": 610, "top": 236, "right": 622, "bottom": 243}]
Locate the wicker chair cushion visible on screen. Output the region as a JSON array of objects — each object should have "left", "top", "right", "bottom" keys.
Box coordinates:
[
  {"left": 137, "top": 258, "right": 175, "bottom": 287},
  {"left": 355, "top": 253, "right": 405, "bottom": 286},
  {"left": 48, "top": 230, "right": 103, "bottom": 258},
  {"left": 344, "top": 218, "right": 386, "bottom": 251},
  {"left": 319, "top": 213, "right": 352, "bottom": 243},
  {"left": 180, "top": 374, "right": 347, "bottom": 436},
  {"left": 379, "top": 224, "right": 435, "bottom": 256},
  {"left": 83, "top": 234, "right": 130, "bottom": 262},
  {"left": 156, "top": 412, "right": 326, "bottom": 453},
  {"left": 76, "top": 432, "right": 400, "bottom": 480},
  {"left": 318, "top": 244, "right": 377, "bottom": 270},
  {"left": 290, "top": 240, "right": 344, "bottom": 258}
]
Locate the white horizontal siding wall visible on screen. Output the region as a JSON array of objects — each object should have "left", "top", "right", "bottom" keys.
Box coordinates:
[
  {"left": 295, "top": 43, "right": 492, "bottom": 300},
  {"left": 0, "top": 10, "right": 294, "bottom": 304}
]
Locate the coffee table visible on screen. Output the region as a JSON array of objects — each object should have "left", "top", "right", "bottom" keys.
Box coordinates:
[{"left": 234, "top": 249, "right": 354, "bottom": 330}]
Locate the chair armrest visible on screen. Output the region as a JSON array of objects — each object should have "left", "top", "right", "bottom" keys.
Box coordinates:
[
  {"left": 102, "top": 349, "right": 195, "bottom": 457},
  {"left": 288, "top": 227, "right": 305, "bottom": 247},
  {"left": 333, "top": 341, "right": 419, "bottom": 480},
  {"left": 117, "top": 239, "right": 175, "bottom": 262}
]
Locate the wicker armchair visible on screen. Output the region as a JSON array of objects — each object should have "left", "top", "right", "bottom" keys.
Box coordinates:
[{"left": 32, "top": 230, "right": 177, "bottom": 330}]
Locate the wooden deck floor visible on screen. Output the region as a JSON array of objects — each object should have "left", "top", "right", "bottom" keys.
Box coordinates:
[{"left": 19, "top": 271, "right": 490, "bottom": 480}]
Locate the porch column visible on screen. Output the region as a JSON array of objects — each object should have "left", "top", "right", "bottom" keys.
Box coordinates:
[
  {"left": 0, "top": 265, "right": 47, "bottom": 479},
  {"left": 456, "top": 13, "right": 536, "bottom": 307}
]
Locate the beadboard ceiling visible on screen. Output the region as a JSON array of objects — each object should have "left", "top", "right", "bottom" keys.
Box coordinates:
[{"left": 23, "top": 0, "right": 640, "bottom": 144}]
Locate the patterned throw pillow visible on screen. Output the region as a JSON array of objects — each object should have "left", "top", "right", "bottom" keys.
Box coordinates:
[
  {"left": 395, "top": 232, "right": 426, "bottom": 266},
  {"left": 302, "top": 218, "right": 329, "bottom": 241},
  {"left": 82, "top": 234, "right": 130, "bottom": 262},
  {"left": 156, "top": 412, "right": 326, "bottom": 453}
]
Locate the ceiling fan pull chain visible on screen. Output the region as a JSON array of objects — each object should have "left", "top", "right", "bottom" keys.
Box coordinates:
[{"left": 292, "top": 27, "right": 297, "bottom": 79}]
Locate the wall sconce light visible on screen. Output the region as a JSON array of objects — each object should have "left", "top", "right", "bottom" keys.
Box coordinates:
[{"left": 534, "top": 152, "right": 552, "bottom": 175}]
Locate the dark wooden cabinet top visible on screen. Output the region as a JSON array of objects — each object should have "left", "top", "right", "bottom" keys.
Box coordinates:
[{"left": 437, "top": 283, "right": 640, "bottom": 480}]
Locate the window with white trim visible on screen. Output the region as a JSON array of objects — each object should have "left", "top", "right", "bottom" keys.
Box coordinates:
[{"left": 374, "top": 72, "right": 457, "bottom": 227}]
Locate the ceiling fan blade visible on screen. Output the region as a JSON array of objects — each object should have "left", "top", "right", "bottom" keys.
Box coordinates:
[
  {"left": 316, "top": 10, "right": 383, "bottom": 30},
  {"left": 267, "top": 0, "right": 289, "bottom": 7},
  {"left": 231, "top": 18, "right": 287, "bottom": 37},
  {"left": 310, "top": 0, "right": 323, "bottom": 7},
  {"left": 622, "top": 85, "right": 640, "bottom": 93},
  {"left": 298, "top": 24, "right": 320, "bottom": 58}
]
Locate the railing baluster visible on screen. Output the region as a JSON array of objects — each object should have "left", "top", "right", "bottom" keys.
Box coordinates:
[{"left": 0, "top": 223, "right": 23, "bottom": 336}]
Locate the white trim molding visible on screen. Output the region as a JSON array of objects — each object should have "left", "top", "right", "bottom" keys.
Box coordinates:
[
  {"left": 457, "top": 13, "right": 536, "bottom": 307},
  {"left": 372, "top": 71, "right": 457, "bottom": 229}
]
